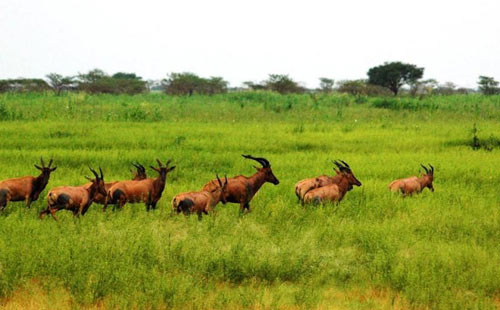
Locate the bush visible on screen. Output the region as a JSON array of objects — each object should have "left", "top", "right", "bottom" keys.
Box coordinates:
[{"left": 77, "top": 69, "right": 147, "bottom": 95}]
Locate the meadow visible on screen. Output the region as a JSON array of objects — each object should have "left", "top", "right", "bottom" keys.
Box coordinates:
[{"left": 0, "top": 92, "right": 500, "bottom": 309}]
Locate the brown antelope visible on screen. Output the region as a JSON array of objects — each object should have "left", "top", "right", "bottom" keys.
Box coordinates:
[
  {"left": 202, "top": 154, "right": 279, "bottom": 212},
  {"left": 172, "top": 174, "right": 228, "bottom": 219},
  {"left": 104, "top": 159, "right": 175, "bottom": 211},
  {"left": 90, "top": 162, "right": 147, "bottom": 205},
  {"left": 0, "top": 158, "right": 57, "bottom": 210},
  {"left": 303, "top": 160, "right": 362, "bottom": 205},
  {"left": 40, "top": 167, "right": 106, "bottom": 220},
  {"left": 389, "top": 164, "right": 434, "bottom": 196},
  {"left": 294, "top": 161, "right": 347, "bottom": 202}
]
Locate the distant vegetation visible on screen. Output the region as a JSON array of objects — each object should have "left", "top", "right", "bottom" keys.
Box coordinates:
[{"left": 1, "top": 61, "right": 497, "bottom": 96}]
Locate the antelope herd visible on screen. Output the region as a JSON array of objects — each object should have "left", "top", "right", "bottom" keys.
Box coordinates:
[{"left": 0, "top": 156, "right": 436, "bottom": 220}]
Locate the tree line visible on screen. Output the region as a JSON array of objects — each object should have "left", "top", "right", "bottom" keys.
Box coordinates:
[{"left": 0, "top": 62, "right": 498, "bottom": 96}]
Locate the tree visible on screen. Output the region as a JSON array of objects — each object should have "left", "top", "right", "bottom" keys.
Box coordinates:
[
  {"left": 77, "top": 69, "right": 147, "bottom": 95},
  {"left": 337, "top": 80, "right": 366, "bottom": 96},
  {"left": 46, "top": 73, "right": 74, "bottom": 95},
  {"left": 243, "top": 81, "right": 266, "bottom": 90},
  {"left": 112, "top": 72, "right": 142, "bottom": 80},
  {"left": 435, "top": 82, "right": 457, "bottom": 95},
  {"left": 409, "top": 79, "right": 438, "bottom": 96},
  {"left": 204, "top": 77, "right": 228, "bottom": 94},
  {"left": 367, "top": 61, "right": 424, "bottom": 95},
  {"left": 264, "top": 74, "right": 304, "bottom": 94},
  {"left": 162, "top": 73, "right": 229, "bottom": 96},
  {"left": 478, "top": 76, "right": 499, "bottom": 95},
  {"left": 319, "top": 77, "right": 334, "bottom": 93}
]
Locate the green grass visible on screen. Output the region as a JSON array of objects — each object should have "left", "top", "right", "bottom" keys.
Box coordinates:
[{"left": 0, "top": 92, "right": 500, "bottom": 309}]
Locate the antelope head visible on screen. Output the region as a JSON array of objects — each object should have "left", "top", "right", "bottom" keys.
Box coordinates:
[{"left": 242, "top": 154, "right": 279, "bottom": 185}]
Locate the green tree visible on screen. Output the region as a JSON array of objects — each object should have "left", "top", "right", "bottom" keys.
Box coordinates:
[
  {"left": 264, "top": 74, "right": 304, "bottom": 94},
  {"left": 367, "top": 61, "right": 424, "bottom": 95},
  {"left": 162, "top": 73, "right": 228, "bottom": 96},
  {"left": 77, "top": 69, "right": 146, "bottom": 95},
  {"left": 243, "top": 81, "right": 266, "bottom": 90},
  {"left": 112, "top": 72, "right": 142, "bottom": 80},
  {"left": 478, "top": 76, "right": 499, "bottom": 95},
  {"left": 46, "top": 73, "right": 74, "bottom": 95},
  {"left": 319, "top": 77, "right": 334, "bottom": 93}
]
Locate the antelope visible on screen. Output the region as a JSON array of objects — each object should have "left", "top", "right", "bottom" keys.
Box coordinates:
[
  {"left": 40, "top": 167, "right": 106, "bottom": 220},
  {"left": 294, "top": 161, "right": 347, "bottom": 202},
  {"left": 104, "top": 159, "right": 175, "bottom": 211},
  {"left": 172, "top": 174, "right": 228, "bottom": 219},
  {"left": 90, "top": 162, "right": 147, "bottom": 205},
  {"left": 0, "top": 158, "right": 57, "bottom": 210},
  {"left": 389, "top": 164, "right": 434, "bottom": 196},
  {"left": 202, "top": 154, "right": 279, "bottom": 212},
  {"left": 303, "top": 160, "right": 362, "bottom": 205}
]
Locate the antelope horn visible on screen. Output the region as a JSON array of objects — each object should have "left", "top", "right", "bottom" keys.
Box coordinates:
[
  {"left": 224, "top": 174, "right": 228, "bottom": 185},
  {"left": 99, "top": 167, "right": 103, "bottom": 179},
  {"left": 333, "top": 160, "right": 346, "bottom": 171},
  {"left": 420, "top": 164, "right": 429, "bottom": 173},
  {"left": 165, "top": 159, "right": 172, "bottom": 167},
  {"left": 428, "top": 163, "right": 434, "bottom": 173},
  {"left": 40, "top": 157, "right": 45, "bottom": 167},
  {"left": 340, "top": 160, "right": 350, "bottom": 168},
  {"left": 156, "top": 159, "right": 163, "bottom": 167},
  {"left": 138, "top": 163, "right": 146, "bottom": 171},
  {"left": 89, "top": 167, "right": 99, "bottom": 179},
  {"left": 216, "top": 173, "right": 222, "bottom": 187},
  {"left": 48, "top": 158, "right": 53, "bottom": 168},
  {"left": 242, "top": 154, "right": 270, "bottom": 168}
]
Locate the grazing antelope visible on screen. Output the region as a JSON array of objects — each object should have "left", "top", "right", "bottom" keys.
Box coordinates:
[
  {"left": 303, "top": 160, "right": 362, "bottom": 205},
  {"left": 172, "top": 174, "right": 228, "bottom": 219},
  {"left": 294, "top": 161, "right": 347, "bottom": 202},
  {"left": 389, "top": 164, "right": 434, "bottom": 196},
  {"left": 90, "top": 162, "right": 147, "bottom": 205},
  {"left": 40, "top": 167, "right": 106, "bottom": 220},
  {"left": 202, "top": 154, "right": 279, "bottom": 212},
  {"left": 104, "top": 159, "right": 175, "bottom": 211},
  {"left": 0, "top": 158, "right": 57, "bottom": 210}
]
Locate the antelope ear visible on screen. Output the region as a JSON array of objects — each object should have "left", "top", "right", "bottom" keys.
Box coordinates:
[
  {"left": 168, "top": 166, "right": 176, "bottom": 172},
  {"left": 85, "top": 176, "right": 92, "bottom": 181},
  {"left": 50, "top": 167, "right": 57, "bottom": 172},
  {"left": 150, "top": 166, "right": 160, "bottom": 172},
  {"left": 34, "top": 165, "right": 42, "bottom": 170}
]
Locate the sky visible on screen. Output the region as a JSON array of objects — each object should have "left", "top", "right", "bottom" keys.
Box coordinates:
[{"left": 1, "top": 0, "right": 499, "bottom": 89}]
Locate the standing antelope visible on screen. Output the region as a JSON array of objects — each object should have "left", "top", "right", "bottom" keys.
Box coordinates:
[
  {"left": 40, "top": 167, "right": 106, "bottom": 220},
  {"left": 172, "top": 174, "right": 228, "bottom": 219},
  {"left": 389, "top": 164, "right": 434, "bottom": 196},
  {"left": 0, "top": 158, "right": 57, "bottom": 210},
  {"left": 294, "top": 161, "right": 347, "bottom": 202},
  {"left": 90, "top": 162, "right": 147, "bottom": 205},
  {"left": 202, "top": 154, "right": 279, "bottom": 212},
  {"left": 303, "top": 160, "right": 362, "bottom": 205},
  {"left": 104, "top": 159, "right": 175, "bottom": 211}
]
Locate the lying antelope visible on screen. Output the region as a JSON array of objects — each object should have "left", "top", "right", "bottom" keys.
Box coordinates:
[
  {"left": 40, "top": 167, "right": 106, "bottom": 220},
  {"left": 172, "top": 174, "right": 228, "bottom": 219},
  {"left": 90, "top": 162, "right": 147, "bottom": 205},
  {"left": 295, "top": 160, "right": 348, "bottom": 202},
  {"left": 303, "top": 160, "right": 362, "bottom": 205},
  {"left": 389, "top": 164, "right": 434, "bottom": 196},
  {"left": 0, "top": 158, "right": 57, "bottom": 210},
  {"left": 202, "top": 154, "right": 279, "bottom": 212},
  {"left": 104, "top": 159, "right": 175, "bottom": 211}
]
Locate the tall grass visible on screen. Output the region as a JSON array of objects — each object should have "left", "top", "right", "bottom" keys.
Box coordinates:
[{"left": 0, "top": 93, "right": 499, "bottom": 309}]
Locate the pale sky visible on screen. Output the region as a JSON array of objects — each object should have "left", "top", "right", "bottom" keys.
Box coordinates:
[{"left": 1, "top": 0, "right": 499, "bottom": 88}]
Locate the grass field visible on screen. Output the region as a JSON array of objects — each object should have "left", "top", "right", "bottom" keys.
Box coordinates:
[{"left": 0, "top": 92, "right": 500, "bottom": 309}]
